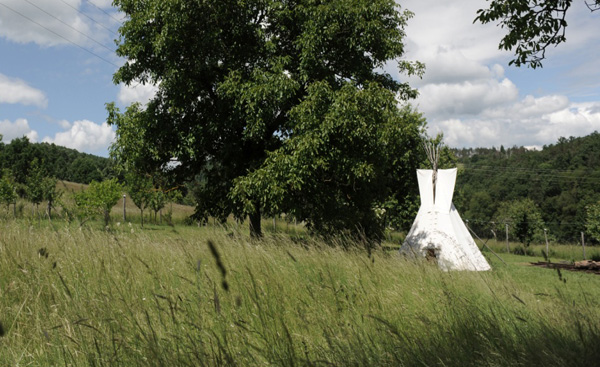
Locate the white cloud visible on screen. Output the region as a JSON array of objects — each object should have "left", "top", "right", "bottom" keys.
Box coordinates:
[
  {"left": 417, "top": 77, "right": 518, "bottom": 118},
  {"left": 0, "top": 74, "right": 48, "bottom": 107},
  {"left": 403, "top": 0, "right": 509, "bottom": 63},
  {"left": 90, "top": 0, "right": 115, "bottom": 9},
  {"left": 58, "top": 119, "right": 72, "bottom": 129},
  {"left": 42, "top": 119, "right": 115, "bottom": 154},
  {"left": 428, "top": 98, "right": 600, "bottom": 148},
  {"left": 411, "top": 47, "right": 493, "bottom": 86},
  {"left": 0, "top": 118, "right": 39, "bottom": 142},
  {"left": 398, "top": 0, "right": 600, "bottom": 149},
  {"left": 0, "top": 0, "right": 114, "bottom": 48},
  {"left": 117, "top": 82, "right": 158, "bottom": 106},
  {"left": 503, "top": 95, "right": 569, "bottom": 118},
  {"left": 539, "top": 102, "right": 600, "bottom": 142}
]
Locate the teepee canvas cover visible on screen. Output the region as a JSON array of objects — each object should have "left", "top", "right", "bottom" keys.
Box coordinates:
[{"left": 401, "top": 168, "right": 491, "bottom": 271}]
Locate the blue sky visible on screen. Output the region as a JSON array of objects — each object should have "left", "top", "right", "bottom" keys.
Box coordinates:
[{"left": 1, "top": 0, "right": 600, "bottom": 157}]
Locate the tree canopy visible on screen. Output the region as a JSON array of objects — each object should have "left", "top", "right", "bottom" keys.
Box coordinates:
[
  {"left": 109, "top": 0, "right": 425, "bottom": 238},
  {"left": 454, "top": 132, "right": 600, "bottom": 243},
  {"left": 475, "top": 0, "right": 600, "bottom": 68},
  {"left": 0, "top": 137, "right": 111, "bottom": 185}
]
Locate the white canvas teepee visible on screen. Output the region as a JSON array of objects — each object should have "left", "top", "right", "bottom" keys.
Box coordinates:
[{"left": 400, "top": 168, "right": 491, "bottom": 271}]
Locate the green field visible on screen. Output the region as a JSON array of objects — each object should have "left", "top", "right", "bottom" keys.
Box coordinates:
[{"left": 0, "top": 219, "right": 599, "bottom": 366}]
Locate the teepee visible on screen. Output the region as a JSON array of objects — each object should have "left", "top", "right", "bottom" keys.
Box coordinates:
[{"left": 400, "top": 164, "right": 491, "bottom": 271}]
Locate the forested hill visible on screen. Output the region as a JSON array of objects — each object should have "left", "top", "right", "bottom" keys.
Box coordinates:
[
  {"left": 453, "top": 131, "right": 600, "bottom": 242},
  {"left": 0, "top": 137, "right": 111, "bottom": 184}
]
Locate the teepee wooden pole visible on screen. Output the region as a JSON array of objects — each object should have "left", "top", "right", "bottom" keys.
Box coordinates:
[{"left": 424, "top": 141, "right": 440, "bottom": 203}]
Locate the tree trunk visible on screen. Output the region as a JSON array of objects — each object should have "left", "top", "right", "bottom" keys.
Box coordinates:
[
  {"left": 249, "top": 206, "right": 262, "bottom": 238},
  {"left": 140, "top": 208, "right": 144, "bottom": 228}
]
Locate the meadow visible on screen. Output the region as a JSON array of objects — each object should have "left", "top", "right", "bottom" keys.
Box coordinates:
[{"left": 0, "top": 215, "right": 599, "bottom": 366}]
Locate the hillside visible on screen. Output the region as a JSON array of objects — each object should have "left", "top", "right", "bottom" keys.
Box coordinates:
[
  {"left": 453, "top": 131, "right": 600, "bottom": 242},
  {"left": 0, "top": 137, "right": 111, "bottom": 184}
]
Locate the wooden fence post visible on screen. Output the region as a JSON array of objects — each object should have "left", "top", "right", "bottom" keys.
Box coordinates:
[
  {"left": 544, "top": 228, "right": 549, "bottom": 262},
  {"left": 123, "top": 194, "right": 127, "bottom": 222},
  {"left": 505, "top": 223, "right": 510, "bottom": 253},
  {"left": 581, "top": 232, "right": 586, "bottom": 260}
]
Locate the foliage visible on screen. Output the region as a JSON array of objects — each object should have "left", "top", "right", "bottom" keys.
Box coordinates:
[
  {"left": 475, "top": 0, "right": 600, "bottom": 68},
  {"left": 109, "top": 0, "right": 424, "bottom": 238},
  {"left": 0, "top": 137, "right": 111, "bottom": 184},
  {"left": 149, "top": 190, "right": 167, "bottom": 223},
  {"left": 125, "top": 171, "right": 153, "bottom": 227},
  {"left": 493, "top": 199, "right": 545, "bottom": 247},
  {"left": 231, "top": 87, "right": 425, "bottom": 240},
  {"left": 25, "top": 159, "right": 46, "bottom": 210},
  {"left": 75, "top": 178, "right": 123, "bottom": 226},
  {"left": 455, "top": 132, "right": 600, "bottom": 242},
  {"left": 41, "top": 176, "right": 60, "bottom": 218},
  {"left": 585, "top": 202, "right": 600, "bottom": 243},
  {"left": 0, "top": 170, "right": 17, "bottom": 211}
]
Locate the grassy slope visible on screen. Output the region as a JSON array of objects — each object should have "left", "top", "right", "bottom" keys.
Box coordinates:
[{"left": 0, "top": 222, "right": 599, "bottom": 366}]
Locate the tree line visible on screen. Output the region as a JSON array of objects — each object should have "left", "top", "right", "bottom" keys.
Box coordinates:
[
  {"left": 454, "top": 132, "right": 600, "bottom": 244},
  {"left": 0, "top": 136, "right": 111, "bottom": 185}
]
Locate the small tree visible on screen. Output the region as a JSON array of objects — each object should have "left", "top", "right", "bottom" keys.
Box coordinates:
[
  {"left": 493, "top": 198, "right": 545, "bottom": 247},
  {"left": 149, "top": 189, "right": 166, "bottom": 224},
  {"left": 41, "top": 176, "right": 60, "bottom": 219},
  {"left": 26, "top": 159, "right": 45, "bottom": 216},
  {"left": 125, "top": 172, "right": 153, "bottom": 227},
  {"left": 75, "top": 178, "right": 123, "bottom": 227},
  {"left": 585, "top": 202, "right": 600, "bottom": 243},
  {"left": 0, "top": 170, "right": 18, "bottom": 217}
]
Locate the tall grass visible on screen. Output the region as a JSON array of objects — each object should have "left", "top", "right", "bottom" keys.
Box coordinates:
[
  {"left": 484, "top": 239, "right": 600, "bottom": 263},
  {"left": 0, "top": 221, "right": 599, "bottom": 366}
]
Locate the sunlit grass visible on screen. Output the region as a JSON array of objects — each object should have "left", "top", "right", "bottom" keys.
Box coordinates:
[{"left": 0, "top": 221, "right": 599, "bottom": 366}]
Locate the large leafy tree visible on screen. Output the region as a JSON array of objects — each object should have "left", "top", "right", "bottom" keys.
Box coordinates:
[
  {"left": 109, "top": 0, "right": 423, "bottom": 238},
  {"left": 476, "top": 0, "right": 600, "bottom": 68},
  {"left": 232, "top": 89, "right": 424, "bottom": 239}
]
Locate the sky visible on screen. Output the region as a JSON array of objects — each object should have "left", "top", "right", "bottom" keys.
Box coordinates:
[{"left": 1, "top": 0, "right": 600, "bottom": 157}]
